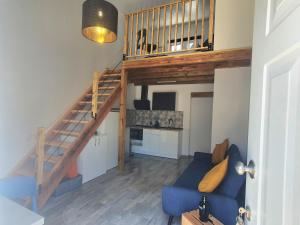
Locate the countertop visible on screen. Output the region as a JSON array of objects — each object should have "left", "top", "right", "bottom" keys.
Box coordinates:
[
  {"left": 0, "top": 196, "right": 44, "bottom": 225},
  {"left": 128, "top": 125, "right": 183, "bottom": 131}
]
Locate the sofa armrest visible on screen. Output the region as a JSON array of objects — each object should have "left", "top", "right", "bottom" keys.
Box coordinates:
[
  {"left": 194, "top": 152, "right": 212, "bottom": 162},
  {"left": 162, "top": 186, "right": 238, "bottom": 225}
]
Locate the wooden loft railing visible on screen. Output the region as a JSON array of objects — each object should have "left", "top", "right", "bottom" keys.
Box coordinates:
[{"left": 123, "top": 0, "right": 215, "bottom": 59}]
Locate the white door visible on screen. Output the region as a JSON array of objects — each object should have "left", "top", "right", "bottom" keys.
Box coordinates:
[
  {"left": 78, "top": 123, "right": 108, "bottom": 184},
  {"left": 105, "top": 112, "right": 119, "bottom": 170},
  {"left": 246, "top": 0, "right": 300, "bottom": 224},
  {"left": 189, "top": 96, "right": 213, "bottom": 155}
]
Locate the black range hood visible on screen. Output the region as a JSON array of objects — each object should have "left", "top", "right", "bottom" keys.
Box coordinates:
[{"left": 134, "top": 85, "right": 150, "bottom": 110}]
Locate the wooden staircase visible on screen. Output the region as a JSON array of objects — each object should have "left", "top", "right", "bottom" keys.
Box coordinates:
[{"left": 12, "top": 70, "right": 121, "bottom": 208}]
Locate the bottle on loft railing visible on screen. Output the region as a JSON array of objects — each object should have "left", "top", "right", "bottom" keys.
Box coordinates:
[{"left": 123, "top": 0, "right": 215, "bottom": 59}]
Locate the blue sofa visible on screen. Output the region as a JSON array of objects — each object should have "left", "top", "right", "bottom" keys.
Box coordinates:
[{"left": 162, "top": 144, "right": 246, "bottom": 225}]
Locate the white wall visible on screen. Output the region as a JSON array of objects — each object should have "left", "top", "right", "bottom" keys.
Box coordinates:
[
  {"left": 189, "top": 97, "right": 213, "bottom": 155},
  {"left": 214, "top": 0, "right": 254, "bottom": 50},
  {"left": 134, "top": 84, "right": 214, "bottom": 155},
  {"left": 0, "top": 0, "right": 134, "bottom": 178},
  {"left": 211, "top": 0, "right": 254, "bottom": 160},
  {"left": 211, "top": 68, "right": 251, "bottom": 160}
]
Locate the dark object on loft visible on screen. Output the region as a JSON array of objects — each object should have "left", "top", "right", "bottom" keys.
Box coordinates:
[
  {"left": 82, "top": 0, "right": 118, "bottom": 44},
  {"left": 169, "top": 35, "right": 202, "bottom": 44},
  {"left": 137, "top": 29, "right": 157, "bottom": 53},
  {"left": 203, "top": 39, "right": 209, "bottom": 47}
]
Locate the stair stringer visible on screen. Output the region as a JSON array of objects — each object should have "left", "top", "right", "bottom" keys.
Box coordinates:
[
  {"left": 10, "top": 85, "right": 94, "bottom": 176},
  {"left": 38, "top": 83, "right": 121, "bottom": 208}
]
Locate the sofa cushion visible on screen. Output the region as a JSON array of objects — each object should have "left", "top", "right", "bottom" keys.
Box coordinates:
[
  {"left": 198, "top": 157, "right": 228, "bottom": 193},
  {"left": 212, "top": 139, "right": 229, "bottom": 164},
  {"left": 215, "top": 144, "right": 246, "bottom": 198},
  {"left": 174, "top": 160, "right": 213, "bottom": 190},
  {"left": 194, "top": 152, "right": 212, "bottom": 162}
]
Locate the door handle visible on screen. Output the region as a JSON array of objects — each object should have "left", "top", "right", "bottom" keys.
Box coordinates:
[
  {"left": 236, "top": 207, "right": 251, "bottom": 225},
  {"left": 235, "top": 160, "right": 255, "bottom": 179}
]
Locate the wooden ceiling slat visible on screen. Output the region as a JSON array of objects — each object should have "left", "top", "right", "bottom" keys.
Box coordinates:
[
  {"left": 132, "top": 75, "right": 214, "bottom": 85},
  {"left": 128, "top": 72, "right": 214, "bottom": 81}
]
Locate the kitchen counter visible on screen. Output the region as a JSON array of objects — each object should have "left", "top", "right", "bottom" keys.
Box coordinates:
[
  {"left": 129, "top": 127, "right": 183, "bottom": 159},
  {"left": 0, "top": 196, "right": 44, "bottom": 225},
  {"left": 129, "top": 125, "right": 183, "bottom": 131}
]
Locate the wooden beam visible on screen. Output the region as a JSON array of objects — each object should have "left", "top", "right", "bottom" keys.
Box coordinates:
[
  {"left": 133, "top": 75, "right": 214, "bottom": 85},
  {"left": 134, "top": 79, "right": 214, "bottom": 86},
  {"left": 123, "top": 48, "right": 252, "bottom": 70},
  {"left": 128, "top": 72, "right": 214, "bottom": 82},
  {"left": 118, "top": 69, "right": 127, "bottom": 171},
  {"left": 128, "top": 65, "right": 215, "bottom": 77},
  {"left": 191, "top": 92, "right": 214, "bottom": 98},
  {"left": 129, "top": 63, "right": 215, "bottom": 72}
]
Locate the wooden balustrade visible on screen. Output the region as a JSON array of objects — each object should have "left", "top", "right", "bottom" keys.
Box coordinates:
[
  {"left": 36, "top": 127, "right": 45, "bottom": 187},
  {"left": 123, "top": 0, "right": 215, "bottom": 59},
  {"left": 92, "top": 72, "right": 101, "bottom": 119}
]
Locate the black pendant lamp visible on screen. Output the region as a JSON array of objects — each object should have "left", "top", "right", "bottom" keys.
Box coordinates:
[{"left": 82, "top": 0, "right": 118, "bottom": 44}]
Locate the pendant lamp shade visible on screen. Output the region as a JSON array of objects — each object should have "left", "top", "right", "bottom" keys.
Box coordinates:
[{"left": 82, "top": 0, "right": 118, "bottom": 44}]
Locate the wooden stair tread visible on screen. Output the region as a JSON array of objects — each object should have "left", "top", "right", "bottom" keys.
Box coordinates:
[
  {"left": 52, "top": 130, "right": 81, "bottom": 137},
  {"left": 62, "top": 119, "right": 90, "bottom": 124},
  {"left": 104, "top": 69, "right": 121, "bottom": 74},
  {"left": 30, "top": 154, "right": 63, "bottom": 164},
  {"left": 99, "top": 80, "right": 120, "bottom": 83},
  {"left": 43, "top": 155, "right": 63, "bottom": 164},
  {"left": 79, "top": 101, "right": 104, "bottom": 105},
  {"left": 45, "top": 141, "right": 73, "bottom": 149},
  {"left": 103, "top": 73, "right": 121, "bottom": 77},
  {"left": 98, "top": 87, "right": 115, "bottom": 90},
  {"left": 71, "top": 110, "right": 90, "bottom": 113},
  {"left": 86, "top": 93, "right": 111, "bottom": 97}
]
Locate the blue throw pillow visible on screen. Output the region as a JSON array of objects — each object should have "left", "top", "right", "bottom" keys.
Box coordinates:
[{"left": 215, "top": 144, "right": 246, "bottom": 198}]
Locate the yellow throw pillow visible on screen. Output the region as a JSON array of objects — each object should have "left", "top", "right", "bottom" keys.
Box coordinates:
[
  {"left": 198, "top": 157, "right": 229, "bottom": 193},
  {"left": 211, "top": 139, "right": 229, "bottom": 165}
]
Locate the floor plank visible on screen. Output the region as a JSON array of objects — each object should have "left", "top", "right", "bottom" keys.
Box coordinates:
[{"left": 41, "top": 155, "right": 192, "bottom": 225}]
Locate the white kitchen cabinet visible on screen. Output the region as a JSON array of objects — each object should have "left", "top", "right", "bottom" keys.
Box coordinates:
[
  {"left": 132, "top": 128, "right": 181, "bottom": 159},
  {"left": 143, "top": 129, "right": 160, "bottom": 155},
  {"left": 160, "top": 130, "right": 180, "bottom": 159},
  {"left": 78, "top": 112, "right": 119, "bottom": 184}
]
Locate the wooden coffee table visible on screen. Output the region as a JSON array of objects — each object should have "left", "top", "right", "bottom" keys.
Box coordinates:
[{"left": 182, "top": 210, "right": 223, "bottom": 225}]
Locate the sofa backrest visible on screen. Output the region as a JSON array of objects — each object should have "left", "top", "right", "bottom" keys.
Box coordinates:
[{"left": 215, "top": 144, "right": 246, "bottom": 199}]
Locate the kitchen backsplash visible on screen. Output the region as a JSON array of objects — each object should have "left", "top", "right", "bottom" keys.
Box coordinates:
[{"left": 127, "top": 110, "right": 183, "bottom": 129}]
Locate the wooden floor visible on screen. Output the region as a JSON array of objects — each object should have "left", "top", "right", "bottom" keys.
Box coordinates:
[{"left": 41, "top": 155, "right": 192, "bottom": 225}]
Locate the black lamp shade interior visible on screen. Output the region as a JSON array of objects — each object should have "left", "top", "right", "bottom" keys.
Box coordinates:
[{"left": 82, "top": 0, "right": 118, "bottom": 44}]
